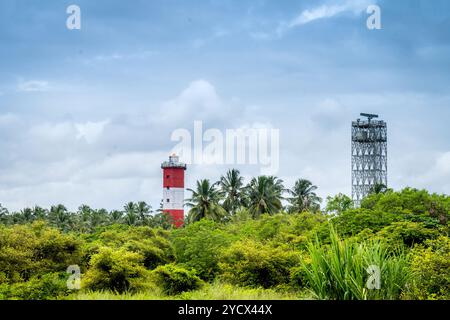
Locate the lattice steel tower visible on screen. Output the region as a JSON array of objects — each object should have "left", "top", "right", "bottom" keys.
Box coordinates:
[{"left": 351, "top": 113, "right": 387, "bottom": 206}]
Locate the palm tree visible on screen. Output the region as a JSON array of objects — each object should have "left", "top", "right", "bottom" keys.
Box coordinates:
[
  {"left": 369, "top": 183, "right": 388, "bottom": 195},
  {"left": 109, "top": 210, "right": 123, "bottom": 224},
  {"left": 76, "top": 204, "right": 93, "bottom": 232},
  {"left": 287, "top": 179, "right": 322, "bottom": 213},
  {"left": 186, "top": 179, "right": 226, "bottom": 223},
  {"left": 136, "top": 201, "right": 152, "bottom": 225},
  {"left": 49, "top": 204, "right": 71, "bottom": 230},
  {"left": 245, "top": 176, "right": 284, "bottom": 218},
  {"left": 0, "top": 204, "right": 8, "bottom": 223},
  {"left": 32, "top": 206, "right": 48, "bottom": 220},
  {"left": 20, "top": 208, "right": 34, "bottom": 223},
  {"left": 219, "top": 169, "right": 245, "bottom": 215},
  {"left": 124, "top": 202, "right": 138, "bottom": 226},
  {"left": 90, "top": 208, "right": 108, "bottom": 229}
]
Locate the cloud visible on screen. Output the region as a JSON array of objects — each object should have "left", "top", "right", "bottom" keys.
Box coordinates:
[
  {"left": 17, "top": 80, "right": 50, "bottom": 92},
  {"left": 192, "top": 29, "right": 229, "bottom": 48},
  {"left": 76, "top": 120, "right": 110, "bottom": 144},
  {"left": 82, "top": 51, "right": 158, "bottom": 65},
  {"left": 277, "top": 0, "right": 374, "bottom": 35},
  {"left": 158, "top": 79, "right": 224, "bottom": 125},
  {"left": 412, "top": 152, "right": 450, "bottom": 192}
]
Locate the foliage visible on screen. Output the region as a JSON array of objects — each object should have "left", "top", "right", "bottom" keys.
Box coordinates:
[
  {"left": 66, "top": 281, "right": 306, "bottom": 300},
  {"left": 219, "top": 239, "right": 299, "bottom": 288},
  {"left": 406, "top": 236, "right": 450, "bottom": 300},
  {"left": 287, "top": 179, "right": 322, "bottom": 213},
  {"left": 219, "top": 169, "right": 246, "bottom": 216},
  {"left": 245, "top": 176, "right": 284, "bottom": 218},
  {"left": 186, "top": 179, "right": 227, "bottom": 223},
  {"left": 302, "top": 228, "right": 410, "bottom": 300},
  {"left": 0, "top": 222, "right": 83, "bottom": 283},
  {"left": 152, "top": 264, "right": 202, "bottom": 295},
  {"left": 0, "top": 273, "right": 69, "bottom": 300},
  {"left": 325, "top": 193, "right": 354, "bottom": 216},
  {"left": 330, "top": 208, "right": 399, "bottom": 237},
  {"left": 375, "top": 221, "right": 440, "bottom": 248},
  {"left": 0, "top": 186, "right": 448, "bottom": 301},
  {"left": 83, "top": 247, "right": 151, "bottom": 293},
  {"left": 361, "top": 188, "right": 449, "bottom": 226},
  {"left": 224, "top": 212, "right": 326, "bottom": 250},
  {"left": 170, "top": 219, "right": 233, "bottom": 280},
  {"left": 86, "top": 225, "right": 175, "bottom": 270}
]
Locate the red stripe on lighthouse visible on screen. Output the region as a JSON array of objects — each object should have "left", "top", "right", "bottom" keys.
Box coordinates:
[{"left": 163, "top": 168, "right": 185, "bottom": 188}]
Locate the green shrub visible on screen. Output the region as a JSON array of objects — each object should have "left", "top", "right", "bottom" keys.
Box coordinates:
[
  {"left": 224, "top": 213, "right": 326, "bottom": 250},
  {"left": 0, "top": 273, "right": 69, "bottom": 300},
  {"left": 302, "top": 228, "right": 410, "bottom": 300},
  {"left": 219, "top": 240, "right": 299, "bottom": 288},
  {"left": 152, "top": 264, "right": 202, "bottom": 295},
  {"left": 375, "top": 221, "right": 440, "bottom": 248},
  {"left": 361, "top": 188, "right": 449, "bottom": 226},
  {"left": 330, "top": 208, "right": 399, "bottom": 237},
  {"left": 406, "top": 236, "right": 450, "bottom": 300},
  {"left": 0, "top": 222, "right": 83, "bottom": 282},
  {"left": 170, "top": 220, "right": 233, "bottom": 280},
  {"left": 83, "top": 247, "right": 150, "bottom": 293},
  {"left": 86, "top": 225, "right": 175, "bottom": 270},
  {"left": 290, "top": 262, "right": 310, "bottom": 289}
]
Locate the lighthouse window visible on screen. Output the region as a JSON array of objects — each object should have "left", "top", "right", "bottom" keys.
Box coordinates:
[
  {"left": 166, "top": 175, "right": 170, "bottom": 179},
  {"left": 166, "top": 187, "right": 170, "bottom": 190},
  {"left": 166, "top": 199, "right": 170, "bottom": 203}
]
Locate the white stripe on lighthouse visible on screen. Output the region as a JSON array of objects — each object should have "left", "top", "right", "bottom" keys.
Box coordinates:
[{"left": 162, "top": 187, "right": 184, "bottom": 210}]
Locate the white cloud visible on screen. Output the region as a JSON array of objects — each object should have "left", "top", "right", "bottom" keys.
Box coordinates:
[
  {"left": 76, "top": 120, "right": 110, "bottom": 144},
  {"left": 192, "top": 29, "right": 229, "bottom": 48},
  {"left": 277, "top": 0, "right": 375, "bottom": 35},
  {"left": 82, "top": 51, "right": 158, "bottom": 65},
  {"left": 158, "top": 79, "right": 224, "bottom": 125},
  {"left": 17, "top": 80, "right": 50, "bottom": 92},
  {"left": 413, "top": 152, "right": 450, "bottom": 192}
]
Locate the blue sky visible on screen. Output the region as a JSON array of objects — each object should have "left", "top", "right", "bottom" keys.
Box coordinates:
[{"left": 0, "top": 0, "right": 449, "bottom": 211}]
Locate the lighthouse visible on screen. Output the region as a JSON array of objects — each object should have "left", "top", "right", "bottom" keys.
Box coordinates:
[{"left": 161, "top": 154, "right": 187, "bottom": 228}]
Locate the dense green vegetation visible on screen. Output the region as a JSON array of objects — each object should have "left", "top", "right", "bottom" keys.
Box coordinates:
[{"left": 0, "top": 171, "right": 448, "bottom": 300}]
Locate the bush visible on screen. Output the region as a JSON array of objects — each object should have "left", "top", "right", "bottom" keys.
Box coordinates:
[
  {"left": 86, "top": 225, "right": 175, "bottom": 270},
  {"left": 152, "top": 264, "right": 202, "bottom": 295},
  {"left": 290, "top": 264, "right": 309, "bottom": 289},
  {"left": 406, "top": 236, "right": 450, "bottom": 300},
  {"left": 302, "top": 228, "right": 410, "bottom": 300},
  {"left": 224, "top": 213, "right": 326, "bottom": 250},
  {"left": 0, "top": 222, "right": 83, "bottom": 282},
  {"left": 361, "top": 188, "right": 449, "bottom": 226},
  {"left": 330, "top": 208, "right": 399, "bottom": 237},
  {"left": 0, "top": 273, "right": 69, "bottom": 300},
  {"left": 219, "top": 240, "right": 299, "bottom": 288},
  {"left": 375, "top": 221, "right": 440, "bottom": 248},
  {"left": 170, "top": 220, "right": 233, "bottom": 280},
  {"left": 83, "top": 247, "right": 150, "bottom": 293}
]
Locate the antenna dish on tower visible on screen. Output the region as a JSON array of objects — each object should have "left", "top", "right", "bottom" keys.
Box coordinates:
[{"left": 360, "top": 113, "right": 379, "bottom": 121}]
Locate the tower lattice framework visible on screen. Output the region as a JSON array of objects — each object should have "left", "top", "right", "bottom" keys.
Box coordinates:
[{"left": 351, "top": 114, "right": 387, "bottom": 206}]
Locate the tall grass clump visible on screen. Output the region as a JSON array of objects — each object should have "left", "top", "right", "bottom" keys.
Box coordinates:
[{"left": 302, "top": 227, "right": 410, "bottom": 300}]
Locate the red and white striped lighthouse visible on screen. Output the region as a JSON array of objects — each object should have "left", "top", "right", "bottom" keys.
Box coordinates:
[{"left": 161, "top": 154, "right": 187, "bottom": 228}]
